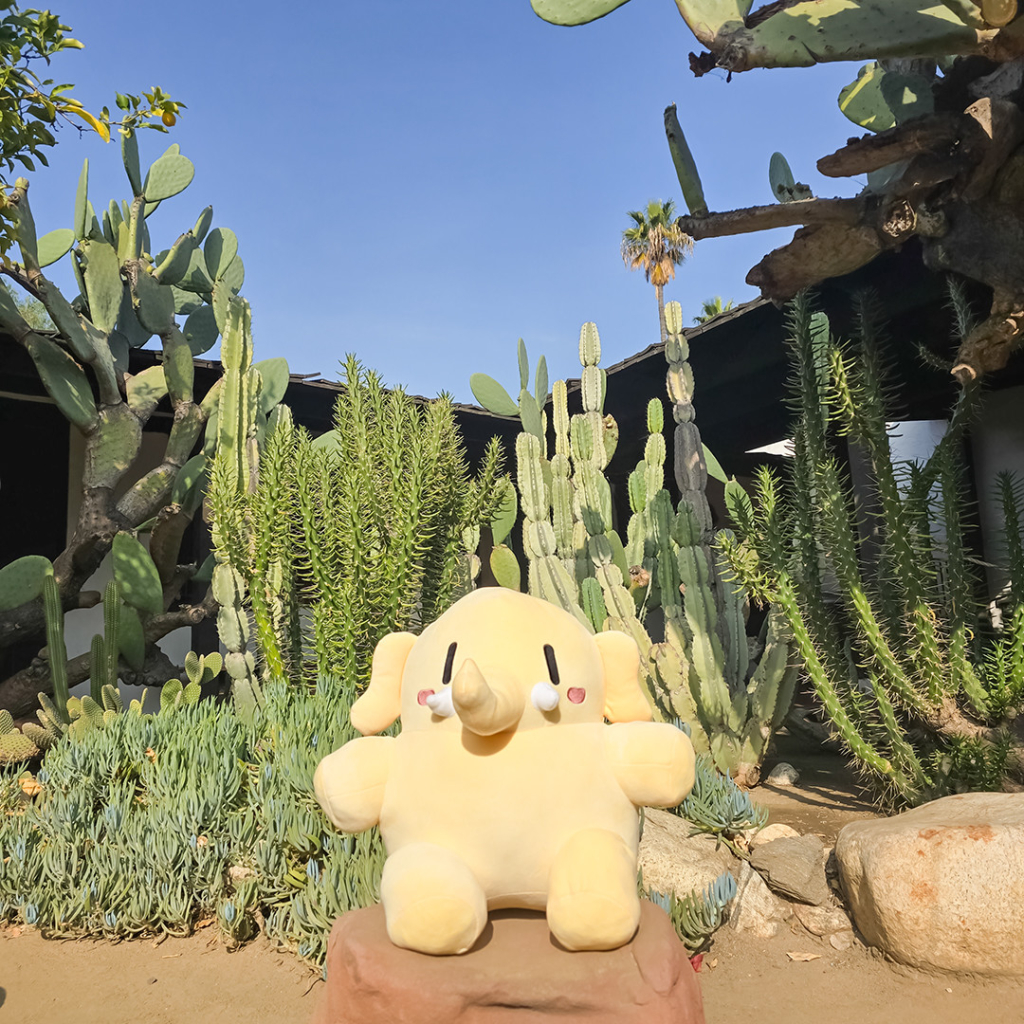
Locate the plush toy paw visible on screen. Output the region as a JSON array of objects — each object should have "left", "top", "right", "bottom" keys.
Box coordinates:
[
  {"left": 546, "top": 829, "right": 641, "bottom": 951},
  {"left": 380, "top": 842, "right": 488, "bottom": 955}
]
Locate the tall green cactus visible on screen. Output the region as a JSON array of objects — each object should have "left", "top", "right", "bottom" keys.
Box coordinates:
[
  {"left": 473, "top": 304, "right": 797, "bottom": 783},
  {"left": 720, "top": 293, "right": 1024, "bottom": 806},
  {"left": 0, "top": 136, "right": 291, "bottom": 718}
]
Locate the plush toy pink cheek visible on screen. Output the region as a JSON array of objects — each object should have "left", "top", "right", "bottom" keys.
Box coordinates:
[
  {"left": 417, "top": 689, "right": 434, "bottom": 705},
  {"left": 567, "top": 687, "right": 586, "bottom": 704}
]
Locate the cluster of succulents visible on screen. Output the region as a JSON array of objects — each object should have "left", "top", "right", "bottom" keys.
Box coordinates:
[{"left": 0, "top": 672, "right": 384, "bottom": 966}]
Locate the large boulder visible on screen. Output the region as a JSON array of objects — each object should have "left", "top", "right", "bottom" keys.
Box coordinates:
[
  {"left": 835, "top": 792, "right": 1024, "bottom": 974},
  {"left": 314, "top": 902, "right": 705, "bottom": 1024},
  {"left": 639, "top": 807, "right": 734, "bottom": 897}
]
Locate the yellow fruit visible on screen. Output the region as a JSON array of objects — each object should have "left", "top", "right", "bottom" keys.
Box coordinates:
[{"left": 162, "top": 110, "right": 176, "bottom": 127}]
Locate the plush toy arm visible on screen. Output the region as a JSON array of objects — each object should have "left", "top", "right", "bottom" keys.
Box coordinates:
[
  {"left": 605, "top": 722, "right": 695, "bottom": 808},
  {"left": 313, "top": 736, "right": 394, "bottom": 833}
]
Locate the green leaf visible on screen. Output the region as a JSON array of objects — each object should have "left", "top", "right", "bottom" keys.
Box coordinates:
[
  {"left": 204, "top": 227, "right": 238, "bottom": 281},
  {"left": 192, "top": 206, "right": 213, "bottom": 243},
  {"left": 219, "top": 254, "right": 244, "bottom": 294},
  {"left": 80, "top": 238, "right": 123, "bottom": 334},
  {"left": 254, "top": 357, "right": 289, "bottom": 414},
  {"left": 490, "top": 478, "right": 518, "bottom": 546},
  {"left": 879, "top": 71, "right": 934, "bottom": 125},
  {"left": 143, "top": 152, "right": 195, "bottom": 203},
  {"left": 37, "top": 228, "right": 75, "bottom": 268},
  {"left": 183, "top": 304, "right": 219, "bottom": 355},
  {"left": 312, "top": 429, "right": 342, "bottom": 453},
  {"left": 0, "top": 555, "right": 53, "bottom": 610},
  {"left": 171, "top": 452, "right": 207, "bottom": 505},
  {"left": 769, "top": 152, "right": 796, "bottom": 203},
  {"left": 489, "top": 544, "right": 522, "bottom": 591},
  {"left": 470, "top": 373, "right": 519, "bottom": 416},
  {"left": 24, "top": 334, "right": 98, "bottom": 431},
  {"left": 74, "top": 158, "right": 88, "bottom": 240},
  {"left": 530, "top": 0, "right": 633, "bottom": 25},
  {"left": 519, "top": 388, "right": 543, "bottom": 440},
  {"left": 117, "top": 604, "right": 145, "bottom": 671},
  {"left": 703, "top": 443, "right": 728, "bottom": 484},
  {"left": 133, "top": 270, "right": 175, "bottom": 334},
  {"left": 121, "top": 130, "right": 142, "bottom": 196},
  {"left": 111, "top": 533, "right": 164, "bottom": 616},
  {"left": 838, "top": 62, "right": 896, "bottom": 133},
  {"left": 160, "top": 677, "right": 182, "bottom": 713},
  {"left": 535, "top": 355, "right": 548, "bottom": 404},
  {"left": 517, "top": 338, "right": 529, "bottom": 392},
  {"left": 126, "top": 365, "right": 167, "bottom": 417}
]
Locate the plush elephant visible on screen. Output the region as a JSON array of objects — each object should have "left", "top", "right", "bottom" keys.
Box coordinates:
[{"left": 313, "top": 588, "right": 695, "bottom": 955}]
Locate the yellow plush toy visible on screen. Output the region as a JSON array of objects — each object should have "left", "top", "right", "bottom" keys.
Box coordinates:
[{"left": 313, "top": 588, "right": 695, "bottom": 955}]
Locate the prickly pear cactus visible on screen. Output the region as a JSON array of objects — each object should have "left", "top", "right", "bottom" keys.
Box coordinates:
[{"left": 0, "top": 134, "right": 288, "bottom": 719}]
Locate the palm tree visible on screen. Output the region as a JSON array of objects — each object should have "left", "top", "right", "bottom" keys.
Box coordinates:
[
  {"left": 694, "top": 296, "right": 735, "bottom": 324},
  {"left": 621, "top": 199, "right": 693, "bottom": 343}
]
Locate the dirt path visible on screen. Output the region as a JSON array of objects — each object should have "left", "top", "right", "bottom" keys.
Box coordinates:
[{"left": 4, "top": 919, "right": 1024, "bottom": 1024}]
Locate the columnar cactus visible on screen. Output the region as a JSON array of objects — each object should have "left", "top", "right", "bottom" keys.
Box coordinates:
[
  {"left": 472, "top": 305, "right": 798, "bottom": 783},
  {"left": 721, "top": 294, "right": 1024, "bottom": 805}
]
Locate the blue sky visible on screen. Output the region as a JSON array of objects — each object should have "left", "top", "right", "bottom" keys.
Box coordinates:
[{"left": 27, "top": 1, "right": 866, "bottom": 403}]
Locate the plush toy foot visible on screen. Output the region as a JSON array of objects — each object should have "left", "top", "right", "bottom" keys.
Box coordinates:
[
  {"left": 380, "top": 842, "right": 488, "bottom": 955},
  {"left": 547, "top": 828, "right": 641, "bottom": 951}
]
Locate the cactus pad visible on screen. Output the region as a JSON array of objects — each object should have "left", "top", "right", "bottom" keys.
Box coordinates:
[{"left": 0, "top": 555, "right": 52, "bottom": 611}]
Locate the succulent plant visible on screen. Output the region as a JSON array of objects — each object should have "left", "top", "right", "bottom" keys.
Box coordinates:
[
  {"left": 0, "top": 135, "right": 290, "bottom": 719},
  {"left": 720, "top": 292, "right": 1024, "bottom": 806},
  {"left": 473, "top": 305, "right": 798, "bottom": 783},
  {"left": 0, "top": 672, "right": 386, "bottom": 965}
]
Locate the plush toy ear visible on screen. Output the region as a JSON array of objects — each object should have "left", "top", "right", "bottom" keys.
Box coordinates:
[
  {"left": 350, "top": 631, "right": 417, "bottom": 735},
  {"left": 595, "top": 630, "right": 652, "bottom": 723}
]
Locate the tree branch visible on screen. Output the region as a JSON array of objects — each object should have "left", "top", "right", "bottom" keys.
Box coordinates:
[
  {"left": 0, "top": 593, "right": 217, "bottom": 717},
  {"left": 675, "top": 197, "right": 867, "bottom": 241}
]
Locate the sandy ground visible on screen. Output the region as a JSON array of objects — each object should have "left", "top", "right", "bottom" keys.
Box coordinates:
[
  {"left": 4, "top": 915, "right": 1024, "bottom": 1024},
  {"left": 4, "top": 743, "right": 1022, "bottom": 1024}
]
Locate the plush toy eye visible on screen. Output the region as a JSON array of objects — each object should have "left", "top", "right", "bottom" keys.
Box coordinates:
[
  {"left": 442, "top": 642, "right": 457, "bottom": 685},
  {"left": 543, "top": 644, "right": 559, "bottom": 685}
]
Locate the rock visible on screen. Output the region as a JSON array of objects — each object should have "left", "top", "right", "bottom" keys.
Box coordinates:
[
  {"left": 748, "top": 823, "right": 800, "bottom": 850},
  {"left": 750, "top": 835, "right": 830, "bottom": 906},
  {"left": 313, "top": 902, "right": 705, "bottom": 1024},
  {"left": 765, "top": 762, "right": 800, "bottom": 786},
  {"left": 829, "top": 929, "right": 855, "bottom": 951},
  {"left": 835, "top": 792, "right": 1024, "bottom": 975},
  {"left": 727, "top": 860, "right": 792, "bottom": 939},
  {"left": 789, "top": 898, "right": 852, "bottom": 937},
  {"left": 639, "top": 807, "right": 735, "bottom": 897}
]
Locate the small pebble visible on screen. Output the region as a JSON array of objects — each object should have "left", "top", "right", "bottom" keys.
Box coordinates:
[
  {"left": 766, "top": 762, "right": 800, "bottom": 786},
  {"left": 148, "top": 977, "right": 158, "bottom": 985}
]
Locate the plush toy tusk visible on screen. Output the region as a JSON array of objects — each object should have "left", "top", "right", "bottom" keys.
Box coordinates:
[
  {"left": 531, "top": 681, "right": 560, "bottom": 712},
  {"left": 425, "top": 687, "right": 456, "bottom": 717},
  {"left": 452, "top": 658, "right": 524, "bottom": 736}
]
